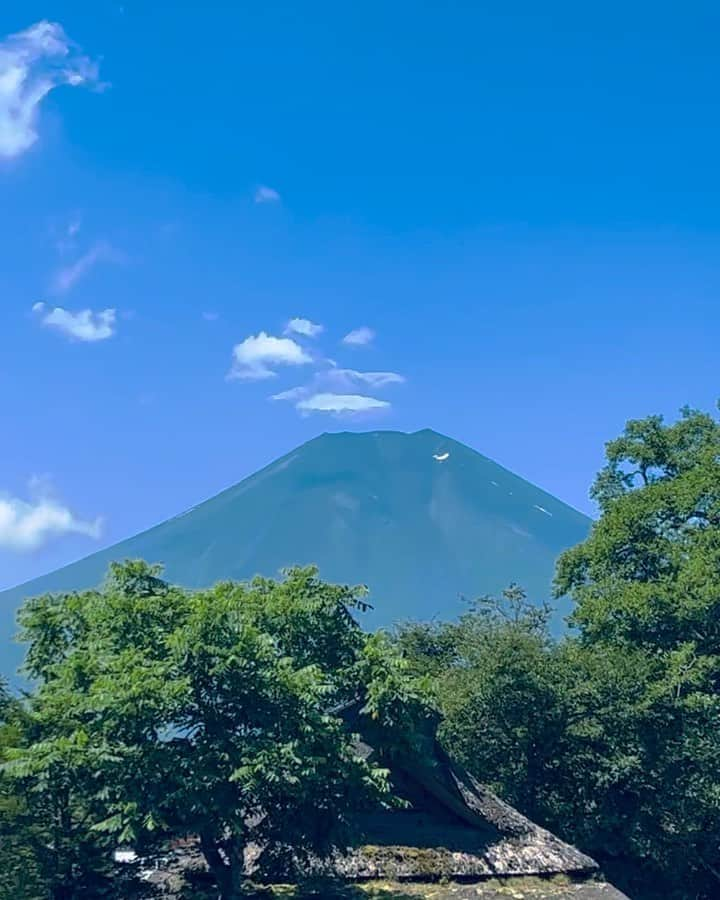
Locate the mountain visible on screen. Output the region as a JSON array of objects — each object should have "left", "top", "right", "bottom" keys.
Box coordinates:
[{"left": 0, "top": 429, "right": 592, "bottom": 680}]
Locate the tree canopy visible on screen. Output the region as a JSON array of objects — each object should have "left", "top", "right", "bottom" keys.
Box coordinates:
[
  {"left": 557, "top": 404, "right": 720, "bottom": 653},
  {"left": 555, "top": 404, "right": 720, "bottom": 892},
  {"left": 5, "top": 564, "right": 410, "bottom": 899}
]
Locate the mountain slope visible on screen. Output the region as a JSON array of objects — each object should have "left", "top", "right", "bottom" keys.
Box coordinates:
[{"left": 0, "top": 429, "right": 592, "bottom": 679}]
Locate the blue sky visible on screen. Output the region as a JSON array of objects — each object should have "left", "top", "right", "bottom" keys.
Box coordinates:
[{"left": 1, "top": 1, "right": 719, "bottom": 590}]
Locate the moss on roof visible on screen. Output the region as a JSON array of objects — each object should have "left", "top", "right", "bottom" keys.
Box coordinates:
[{"left": 258, "top": 875, "right": 627, "bottom": 899}]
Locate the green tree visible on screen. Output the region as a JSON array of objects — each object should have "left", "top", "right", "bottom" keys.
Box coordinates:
[
  {"left": 8, "top": 563, "right": 392, "bottom": 899},
  {"left": 396, "top": 587, "right": 571, "bottom": 823},
  {"left": 555, "top": 404, "right": 720, "bottom": 894},
  {"left": 399, "top": 404, "right": 720, "bottom": 898},
  {"left": 557, "top": 404, "right": 720, "bottom": 653},
  {"left": 0, "top": 679, "right": 125, "bottom": 900},
  {"left": 0, "top": 682, "right": 46, "bottom": 900}
]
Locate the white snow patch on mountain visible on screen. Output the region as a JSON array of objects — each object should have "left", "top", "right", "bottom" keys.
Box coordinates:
[{"left": 533, "top": 504, "right": 553, "bottom": 516}]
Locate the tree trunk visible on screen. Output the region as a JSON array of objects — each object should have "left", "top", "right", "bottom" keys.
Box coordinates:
[
  {"left": 199, "top": 830, "right": 234, "bottom": 899},
  {"left": 227, "top": 835, "right": 246, "bottom": 897}
]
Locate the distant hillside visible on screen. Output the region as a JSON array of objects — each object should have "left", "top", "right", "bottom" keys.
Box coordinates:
[{"left": 0, "top": 429, "right": 592, "bottom": 680}]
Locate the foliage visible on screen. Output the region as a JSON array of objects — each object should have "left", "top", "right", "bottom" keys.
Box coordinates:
[
  {"left": 557, "top": 404, "right": 720, "bottom": 653},
  {"left": 396, "top": 587, "right": 570, "bottom": 822},
  {"left": 0, "top": 678, "right": 127, "bottom": 900},
  {"left": 399, "top": 404, "right": 720, "bottom": 899},
  {"left": 8, "top": 565, "right": 398, "bottom": 899},
  {"left": 0, "top": 683, "right": 47, "bottom": 900},
  {"left": 358, "top": 631, "right": 437, "bottom": 762},
  {"left": 555, "top": 404, "right": 720, "bottom": 894}
]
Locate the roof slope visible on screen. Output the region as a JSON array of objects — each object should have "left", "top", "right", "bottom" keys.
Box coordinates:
[
  {"left": 134, "top": 699, "right": 620, "bottom": 895},
  {"left": 148, "top": 699, "right": 612, "bottom": 891},
  {"left": 324, "top": 702, "right": 597, "bottom": 882}
]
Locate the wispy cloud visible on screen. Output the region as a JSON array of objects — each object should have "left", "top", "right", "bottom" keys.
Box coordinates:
[
  {"left": 254, "top": 185, "right": 280, "bottom": 204},
  {"left": 0, "top": 21, "right": 99, "bottom": 159},
  {"left": 272, "top": 367, "right": 403, "bottom": 416},
  {"left": 272, "top": 367, "right": 404, "bottom": 401},
  {"left": 228, "top": 331, "right": 313, "bottom": 380},
  {"left": 342, "top": 326, "right": 375, "bottom": 346},
  {"left": 53, "top": 240, "right": 123, "bottom": 293},
  {"left": 32, "top": 302, "right": 116, "bottom": 342},
  {"left": 53, "top": 213, "right": 82, "bottom": 254},
  {"left": 296, "top": 393, "right": 390, "bottom": 415},
  {"left": 285, "top": 317, "right": 324, "bottom": 338},
  {"left": 0, "top": 479, "right": 102, "bottom": 551},
  {"left": 202, "top": 311, "right": 219, "bottom": 322},
  {"left": 327, "top": 368, "right": 404, "bottom": 389},
  {"left": 243, "top": 319, "right": 402, "bottom": 416},
  {"left": 270, "top": 385, "right": 308, "bottom": 402}
]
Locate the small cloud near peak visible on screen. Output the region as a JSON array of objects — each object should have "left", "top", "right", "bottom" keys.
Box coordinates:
[
  {"left": 328, "top": 368, "right": 404, "bottom": 389},
  {"left": 270, "top": 366, "right": 404, "bottom": 416},
  {"left": 271, "top": 385, "right": 308, "bottom": 403},
  {"left": 342, "top": 326, "right": 375, "bottom": 347},
  {"left": 296, "top": 393, "right": 390, "bottom": 415}
]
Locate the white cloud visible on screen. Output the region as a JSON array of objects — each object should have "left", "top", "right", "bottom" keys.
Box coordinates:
[
  {"left": 53, "top": 241, "right": 123, "bottom": 293},
  {"left": 271, "top": 385, "right": 308, "bottom": 402},
  {"left": 296, "top": 393, "right": 390, "bottom": 415},
  {"left": 0, "top": 482, "right": 102, "bottom": 551},
  {"left": 254, "top": 185, "right": 280, "bottom": 204},
  {"left": 0, "top": 21, "right": 99, "bottom": 159},
  {"left": 228, "top": 331, "right": 312, "bottom": 380},
  {"left": 342, "top": 326, "right": 375, "bottom": 346},
  {"left": 33, "top": 302, "right": 116, "bottom": 342},
  {"left": 272, "top": 368, "right": 404, "bottom": 402},
  {"left": 327, "top": 368, "right": 404, "bottom": 389},
  {"left": 285, "top": 317, "right": 323, "bottom": 338}
]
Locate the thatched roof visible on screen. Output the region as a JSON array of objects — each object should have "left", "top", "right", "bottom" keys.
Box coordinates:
[
  {"left": 322, "top": 700, "right": 598, "bottom": 881},
  {"left": 137, "top": 698, "right": 616, "bottom": 895}
]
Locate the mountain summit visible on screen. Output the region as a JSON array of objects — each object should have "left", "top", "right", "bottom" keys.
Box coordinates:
[{"left": 0, "top": 429, "right": 591, "bottom": 679}]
